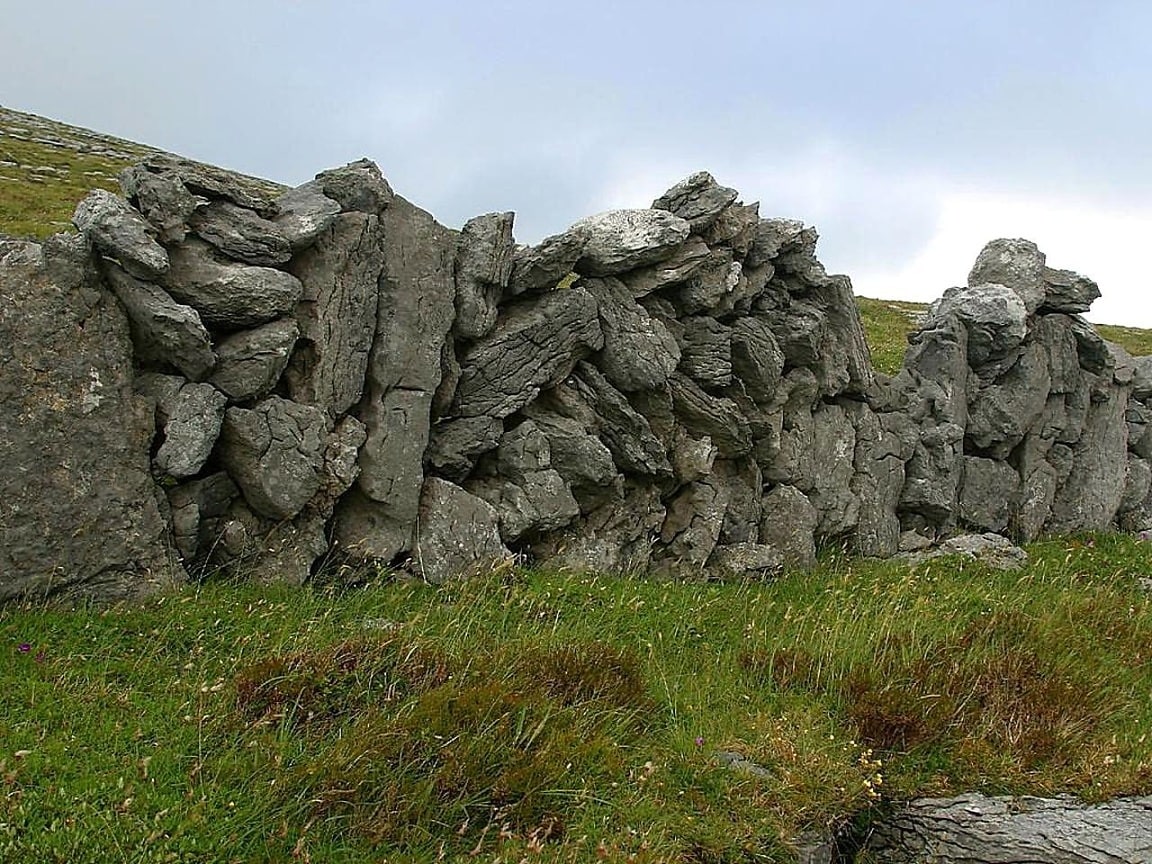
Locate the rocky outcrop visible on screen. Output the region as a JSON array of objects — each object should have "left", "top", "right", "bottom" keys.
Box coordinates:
[{"left": 3, "top": 158, "right": 1149, "bottom": 603}]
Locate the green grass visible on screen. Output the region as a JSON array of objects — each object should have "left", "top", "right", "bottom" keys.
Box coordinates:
[
  {"left": 854, "top": 297, "right": 929, "bottom": 375},
  {"left": 4, "top": 535, "right": 1152, "bottom": 862}
]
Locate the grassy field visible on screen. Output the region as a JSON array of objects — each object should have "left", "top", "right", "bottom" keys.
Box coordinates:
[
  {"left": 4, "top": 106, "right": 1152, "bottom": 862},
  {"left": 4, "top": 536, "right": 1152, "bottom": 863}
]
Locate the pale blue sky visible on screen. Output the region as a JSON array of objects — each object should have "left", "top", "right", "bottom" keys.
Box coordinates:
[{"left": 3, "top": 1, "right": 1150, "bottom": 324}]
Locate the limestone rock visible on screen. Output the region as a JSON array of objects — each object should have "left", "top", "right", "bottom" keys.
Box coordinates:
[
  {"left": 702, "top": 201, "right": 761, "bottom": 253},
  {"left": 959, "top": 456, "right": 1019, "bottom": 533},
  {"left": 166, "top": 472, "right": 239, "bottom": 567},
  {"left": 708, "top": 543, "right": 783, "bottom": 580},
  {"left": 905, "top": 533, "right": 1029, "bottom": 571},
  {"left": 652, "top": 172, "right": 739, "bottom": 231},
  {"left": 679, "top": 316, "right": 732, "bottom": 390},
  {"left": 850, "top": 404, "right": 916, "bottom": 557},
  {"left": 131, "top": 154, "right": 280, "bottom": 216},
  {"left": 413, "top": 478, "right": 511, "bottom": 583},
  {"left": 164, "top": 238, "right": 303, "bottom": 329},
  {"left": 535, "top": 484, "right": 664, "bottom": 574},
  {"left": 507, "top": 228, "right": 587, "bottom": 296},
  {"left": 72, "top": 188, "right": 169, "bottom": 280},
  {"left": 454, "top": 287, "right": 603, "bottom": 418},
  {"left": 454, "top": 211, "right": 515, "bottom": 340},
  {"left": 102, "top": 263, "right": 216, "bottom": 381},
  {"left": 808, "top": 403, "right": 859, "bottom": 538},
  {"left": 216, "top": 397, "right": 327, "bottom": 520},
  {"left": 759, "top": 485, "right": 818, "bottom": 569},
  {"left": 527, "top": 413, "right": 620, "bottom": 510},
  {"left": 189, "top": 200, "right": 291, "bottom": 266},
  {"left": 315, "top": 159, "right": 395, "bottom": 215},
  {"left": 966, "top": 340, "right": 1052, "bottom": 458},
  {"left": 746, "top": 218, "right": 806, "bottom": 268},
  {"left": 1042, "top": 266, "right": 1101, "bottom": 314},
  {"left": 967, "top": 238, "right": 1046, "bottom": 313},
  {"left": 119, "top": 165, "right": 201, "bottom": 244},
  {"left": 620, "top": 236, "right": 711, "bottom": 299},
  {"left": 210, "top": 318, "right": 298, "bottom": 401},
  {"left": 926, "top": 284, "right": 1027, "bottom": 368},
  {"left": 0, "top": 235, "right": 179, "bottom": 602},
  {"left": 154, "top": 382, "right": 227, "bottom": 479},
  {"left": 285, "top": 212, "right": 384, "bottom": 415},
  {"left": 572, "top": 209, "right": 691, "bottom": 276},
  {"left": 658, "top": 479, "right": 730, "bottom": 570},
  {"left": 583, "top": 277, "right": 681, "bottom": 392},
  {"left": 469, "top": 470, "right": 580, "bottom": 544},
  {"left": 669, "top": 248, "right": 743, "bottom": 315},
  {"left": 669, "top": 373, "right": 752, "bottom": 457},
  {"left": 273, "top": 180, "right": 341, "bottom": 248},
  {"left": 1132, "top": 356, "right": 1152, "bottom": 402},
  {"left": 731, "top": 317, "right": 785, "bottom": 404},
  {"left": 425, "top": 416, "right": 503, "bottom": 483},
  {"left": 569, "top": 362, "right": 672, "bottom": 477}
]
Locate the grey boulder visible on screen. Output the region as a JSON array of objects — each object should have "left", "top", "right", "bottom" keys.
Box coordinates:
[
  {"left": 652, "top": 171, "right": 739, "bottom": 231},
  {"left": 210, "top": 318, "right": 299, "bottom": 401},
  {"left": 572, "top": 209, "right": 691, "bottom": 276},
  {"left": 73, "top": 188, "right": 169, "bottom": 280},
  {"left": 190, "top": 200, "right": 291, "bottom": 266},
  {"left": 153, "top": 382, "right": 228, "bottom": 479},
  {"left": 413, "top": 478, "right": 511, "bottom": 583}
]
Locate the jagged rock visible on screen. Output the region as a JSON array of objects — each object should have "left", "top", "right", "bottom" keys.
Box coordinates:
[
  {"left": 454, "top": 211, "right": 515, "bottom": 340},
  {"left": 679, "top": 316, "right": 732, "bottom": 390},
  {"left": 959, "top": 456, "right": 1019, "bottom": 532},
  {"left": 153, "top": 382, "right": 227, "bottom": 479},
  {"left": 216, "top": 397, "right": 327, "bottom": 520},
  {"left": 669, "top": 373, "right": 752, "bottom": 456},
  {"left": 927, "top": 283, "right": 1027, "bottom": 368},
  {"left": 657, "top": 479, "right": 730, "bottom": 569},
  {"left": 808, "top": 275, "right": 876, "bottom": 396},
  {"left": 916, "top": 532, "right": 1029, "bottom": 570},
  {"left": 119, "top": 165, "right": 200, "bottom": 244},
  {"left": 763, "top": 372, "right": 819, "bottom": 488},
  {"left": 454, "top": 287, "right": 603, "bottom": 418},
  {"left": 808, "top": 403, "right": 859, "bottom": 538},
  {"left": 1132, "top": 356, "right": 1152, "bottom": 401},
  {"left": 864, "top": 792, "right": 1152, "bottom": 864},
  {"left": 745, "top": 218, "right": 806, "bottom": 268},
  {"left": 210, "top": 318, "right": 298, "bottom": 401},
  {"left": 900, "top": 422, "right": 965, "bottom": 524},
  {"left": 535, "top": 484, "right": 665, "bottom": 574},
  {"left": 708, "top": 543, "right": 783, "bottom": 580},
  {"left": 425, "top": 416, "right": 503, "bottom": 483},
  {"left": 496, "top": 421, "right": 551, "bottom": 480},
  {"left": 966, "top": 340, "right": 1052, "bottom": 458},
  {"left": 1035, "top": 313, "right": 1082, "bottom": 394},
  {"left": 132, "top": 154, "right": 279, "bottom": 215},
  {"left": 506, "top": 228, "right": 587, "bottom": 296},
  {"left": 1070, "top": 315, "right": 1114, "bottom": 375},
  {"left": 315, "top": 159, "right": 394, "bottom": 215},
  {"left": 620, "top": 235, "right": 711, "bottom": 299},
  {"left": 759, "top": 485, "right": 818, "bottom": 569},
  {"left": 652, "top": 172, "right": 739, "bottom": 231},
  {"left": 166, "top": 472, "right": 239, "bottom": 566},
  {"left": 672, "top": 434, "right": 719, "bottom": 484},
  {"left": 274, "top": 181, "right": 342, "bottom": 248},
  {"left": 569, "top": 363, "right": 672, "bottom": 477},
  {"left": 102, "top": 263, "right": 215, "bottom": 380},
  {"left": 469, "top": 469, "right": 580, "bottom": 544},
  {"left": 770, "top": 299, "right": 827, "bottom": 368},
  {"left": 349, "top": 195, "right": 457, "bottom": 559},
  {"left": 526, "top": 413, "right": 620, "bottom": 511},
  {"left": 702, "top": 201, "right": 760, "bottom": 253},
  {"left": 189, "top": 200, "right": 291, "bottom": 266},
  {"left": 731, "top": 317, "right": 785, "bottom": 404},
  {"left": 967, "top": 238, "right": 1047, "bottom": 313},
  {"left": 1120, "top": 457, "right": 1152, "bottom": 515},
  {"left": 164, "top": 238, "right": 303, "bottom": 329},
  {"left": 669, "top": 248, "right": 743, "bottom": 315},
  {"left": 0, "top": 235, "right": 179, "bottom": 602},
  {"left": 1048, "top": 373, "right": 1131, "bottom": 532},
  {"left": 850, "top": 405, "right": 916, "bottom": 557},
  {"left": 285, "top": 212, "right": 384, "bottom": 415},
  {"left": 573, "top": 209, "right": 691, "bottom": 276},
  {"left": 412, "top": 478, "right": 511, "bottom": 584},
  {"left": 73, "top": 188, "right": 169, "bottom": 280},
  {"left": 1043, "top": 266, "right": 1101, "bottom": 314},
  {"left": 583, "top": 277, "right": 681, "bottom": 392},
  {"left": 902, "top": 311, "right": 971, "bottom": 427},
  {"left": 714, "top": 458, "right": 763, "bottom": 545},
  {"left": 772, "top": 225, "right": 826, "bottom": 285}
]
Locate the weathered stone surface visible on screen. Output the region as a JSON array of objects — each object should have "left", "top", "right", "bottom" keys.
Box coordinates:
[
  {"left": 119, "top": 165, "right": 200, "bottom": 244},
  {"left": 670, "top": 373, "right": 752, "bottom": 456},
  {"left": 315, "top": 159, "right": 395, "bottom": 215},
  {"left": 652, "top": 172, "right": 739, "bottom": 230},
  {"left": 808, "top": 403, "right": 859, "bottom": 538},
  {"left": 535, "top": 484, "right": 664, "bottom": 574},
  {"left": 927, "top": 284, "right": 1028, "bottom": 368},
  {"left": 731, "top": 317, "right": 785, "bottom": 404},
  {"left": 0, "top": 235, "right": 179, "bottom": 602},
  {"left": 132, "top": 154, "right": 280, "bottom": 215},
  {"left": 273, "top": 180, "right": 341, "bottom": 248},
  {"left": 469, "top": 469, "right": 580, "bottom": 544},
  {"left": 967, "top": 238, "right": 1047, "bottom": 313},
  {"left": 959, "top": 456, "right": 1019, "bottom": 533},
  {"left": 454, "top": 287, "right": 603, "bottom": 418},
  {"left": 865, "top": 792, "right": 1152, "bottom": 864},
  {"left": 164, "top": 238, "right": 303, "bottom": 329},
  {"left": 1120, "top": 456, "right": 1152, "bottom": 515},
  {"left": 166, "top": 472, "right": 238, "bottom": 566},
  {"left": 708, "top": 543, "right": 783, "bottom": 580},
  {"left": 285, "top": 212, "right": 383, "bottom": 415},
  {"left": 189, "top": 200, "right": 291, "bottom": 266},
  {"left": 425, "top": 416, "right": 503, "bottom": 483},
  {"left": 1042, "top": 266, "right": 1101, "bottom": 314},
  {"left": 672, "top": 434, "right": 718, "bottom": 485},
  {"left": 454, "top": 211, "right": 515, "bottom": 340},
  {"left": 1035, "top": 313, "right": 1082, "bottom": 394},
  {"left": 527, "top": 413, "right": 620, "bottom": 510},
  {"left": 657, "top": 479, "right": 730, "bottom": 570},
  {"left": 714, "top": 458, "right": 762, "bottom": 545},
  {"left": 908, "top": 532, "right": 1029, "bottom": 570},
  {"left": 73, "top": 188, "right": 169, "bottom": 280},
  {"left": 572, "top": 209, "right": 691, "bottom": 277},
  {"left": 966, "top": 340, "right": 1052, "bottom": 458},
  {"left": 679, "top": 316, "right": 732, "bottom": 390},
  {"left": 569, "top": 363, "right": 672, "bottom": 477},
  {"left": 507, "top": 228, "right": 587, "bottom": 296},
  {"left": 702, "top": 201, "right": 760, "bottom": 253},
  {"left": 1133, "top": 356, "right": 1152, "bottom": 401},
  {"left": 746, "top": 218, "right": 806, "bottom": 268},
  {"left": 620, "top": 235, "right": 711, "bottom": 299},
  {"left": 1014, "top": 458, "right": 1059, "bottom": 542},
  {"left": 413, "top": 478, "right": 511, "bottom": 583},
  {"left": 584, "top": 277, "right": 681, "bottom": 392},
  {"left": 154, "top": 382, "right": 227, "bottom": 479},
  {"left": 850, "top": 405, "right": 916, "bottom": 557},
  {"left": 102, "top": 263, "right": 215, "bottom": 380},
  {"left": 669, "top": 248, "right": 743, "bottom": 315},
  {"left": 808, "top": 275, "right": 876, "bottom": 396},
  {"left": 1070, "top": 314, "right": 1114, "bottom": 375},
  {"left": 900, "top": 422, "right": 965, "bottom": 524},
  {"left": 354, "top": 387, "right": 433, "bottom": 537},
  {"left": 210, "top": 318, "right": 298, "bottom": 401},
  {"left": 216, "top": 397, "right": 327, "bottom": 520},
  {"left": 759, "top": 485, "right": 818, "bottom": 569}
]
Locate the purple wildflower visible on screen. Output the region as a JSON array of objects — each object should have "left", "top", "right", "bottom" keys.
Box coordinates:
[
  {"left": 694, "top": 736, "right": 705, "bottom": 748},
  {"left": 17, "top": 643, "right": 31, "bottom": 653}
]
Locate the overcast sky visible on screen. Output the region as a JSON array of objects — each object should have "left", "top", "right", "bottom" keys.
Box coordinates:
[{"left": 3, "top": 0, "right": 1150, "bottom": 325}]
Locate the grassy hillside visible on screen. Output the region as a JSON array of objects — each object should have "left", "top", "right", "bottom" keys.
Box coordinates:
[{"left": 4, "top": 107, "right": 1152, "bottom": 862}]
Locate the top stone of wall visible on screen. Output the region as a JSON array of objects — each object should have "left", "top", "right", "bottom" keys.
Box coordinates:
[{"left": 2, "top": 158, "right": 1150, "bottom": 604}]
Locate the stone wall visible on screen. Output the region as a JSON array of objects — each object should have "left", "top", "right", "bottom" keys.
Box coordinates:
[{"left": 2, "top": 157, "right": 1150, "bottom": 601}]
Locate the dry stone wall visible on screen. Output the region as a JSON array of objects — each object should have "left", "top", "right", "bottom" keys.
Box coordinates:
[{"left": 2, "top": 156, "right": 1150, "bottom": 602}]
